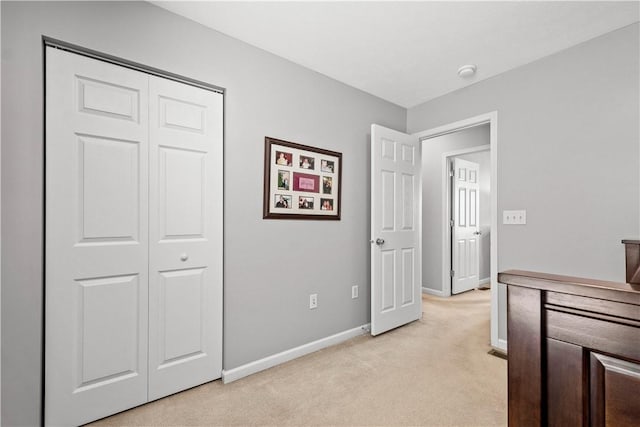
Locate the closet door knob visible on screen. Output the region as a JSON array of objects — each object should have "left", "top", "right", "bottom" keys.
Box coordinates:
[{"left": 180, "top": 253, "right": 189, "bottom": 262}]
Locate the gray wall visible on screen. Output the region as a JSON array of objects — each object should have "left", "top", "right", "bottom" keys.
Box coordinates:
[
  {"left": 421, "top": 124, "right": 490, "bottom": 293},
  {"left": 0, "top": 2, "right": 405, "bottom": 425},
  {"left": 457, "top": 150, "right": 491, "bottom": 282},
  {"left": 409, "top": 23, "right": 640, "bottom": 342}
]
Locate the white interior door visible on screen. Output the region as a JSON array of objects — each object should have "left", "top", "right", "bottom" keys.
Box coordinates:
[
  {"left": 45, "top": 47, "right": 150, "bottom": 426},
  {"left": 451, "top": 157, "right": 480, "bottom": 294},
  {"left": 148, "top": 77, "right": 223, "bottom": 400},
  {"left": 46, "top": 47, "right": 224, "bottom": 425},
  {"left": 370, "top": 124, "right": 421, "bottom": 335}
]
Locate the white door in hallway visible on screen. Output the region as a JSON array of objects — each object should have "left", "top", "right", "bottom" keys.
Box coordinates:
[
  {"left": 370, "top": 124, "right": 422, "bottom": 335},
  {"left": 45, "top": 47, "right": 223, "bottom": 426},
  {"left": 451, "top": 157, "right": 480, "bottom": 294},
  {"left": 45, "top": 47, "right": 150, "bottom": 426},
  {"left": 148, "top": 76, "right": 223, "bottom": 400}
]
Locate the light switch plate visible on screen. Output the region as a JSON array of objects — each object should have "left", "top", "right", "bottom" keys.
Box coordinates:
[
  {"left": 503, "top": 210, "right": 526, "bottom": 225},
  {"left": 309, "top": 293, "right": 318, "bottom": 309}
]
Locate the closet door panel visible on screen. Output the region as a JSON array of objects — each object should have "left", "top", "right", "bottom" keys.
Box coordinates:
[
  {"left": 148, "top": 76, "right": 223, "bottom": 401},
  {"left": 45, "top": 47, "right": 149, "bottom": 427}
]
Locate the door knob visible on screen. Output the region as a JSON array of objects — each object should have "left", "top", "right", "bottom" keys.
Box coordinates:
[
  {"left": 180, "top": 253, "right": 189, "bottom": 261},
  {"left": 375, "top": 238, "right": 385, "bottom": 245},
  {"left": 473, "top": 231, "right": 482, "bottom": 235}
]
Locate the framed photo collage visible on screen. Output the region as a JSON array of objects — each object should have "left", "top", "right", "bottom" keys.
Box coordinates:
[{"left": 263, "top": 137, "right": 342, "bottom": 220}]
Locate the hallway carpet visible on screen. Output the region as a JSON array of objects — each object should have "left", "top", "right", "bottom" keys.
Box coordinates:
[{"left": 91, "top": 290, "right": 507, "bottom": 426}]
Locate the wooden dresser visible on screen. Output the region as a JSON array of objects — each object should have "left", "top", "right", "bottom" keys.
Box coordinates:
[{"left": 498, "top": 270, "right": 640, "bottom": 426}]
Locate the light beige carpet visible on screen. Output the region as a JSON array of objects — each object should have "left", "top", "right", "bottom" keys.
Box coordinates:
[{"left": 90, "top": 290, "right": 507, "bottom": 426}]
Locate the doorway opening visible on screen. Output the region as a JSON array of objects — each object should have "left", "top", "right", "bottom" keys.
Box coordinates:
[
  {"left": 419, "top": 123, "right": 490, "bottom": 297},
  {"left": 415, "top": 112, "right": 503, "bottom": 351}
]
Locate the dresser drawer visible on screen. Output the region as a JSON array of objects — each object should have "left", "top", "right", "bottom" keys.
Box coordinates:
[{"left": 545, "top": 308, "right": 640, "bottom": 362}]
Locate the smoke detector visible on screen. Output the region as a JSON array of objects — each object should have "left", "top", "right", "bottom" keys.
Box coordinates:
[{"left": 457, "top": 64, "right": 477, "bottom": 78}]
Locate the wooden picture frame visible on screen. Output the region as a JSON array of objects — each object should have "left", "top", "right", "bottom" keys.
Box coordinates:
[{"left": 263, "top": 136, "right": 342, "bottom": 220}]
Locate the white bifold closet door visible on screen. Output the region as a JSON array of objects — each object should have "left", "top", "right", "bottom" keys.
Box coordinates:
[
  {"left": 148, "top": 76, "right": 223, "bottom": 401},
  {"left": 45, "top": 47, "right": 222, "bottom": 427}
]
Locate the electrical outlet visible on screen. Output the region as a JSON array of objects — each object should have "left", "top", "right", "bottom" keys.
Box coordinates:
[
  {"left": 351, "top": 285, "right": 359, "bottom": 299},
  {"left": 503, "top": 210, "right": 527, "bottom": 225},
  {"left": 309, "top": 293, "right": 318, "bottom": 309}
]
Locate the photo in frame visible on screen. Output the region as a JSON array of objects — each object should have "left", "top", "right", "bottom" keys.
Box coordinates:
[{"left": 263, "top": 136, "right": 342, "bottom": 220}]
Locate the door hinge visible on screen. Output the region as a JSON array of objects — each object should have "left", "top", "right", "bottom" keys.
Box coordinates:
[
  {"left": 449, "top": 219, "right": 454, "bottom": 227},
  {"left": 450, "top": 270, "right": 455, "bottom": 277},
  {"left": 449, "top": 169, "right": 454, "bottom": 177}
]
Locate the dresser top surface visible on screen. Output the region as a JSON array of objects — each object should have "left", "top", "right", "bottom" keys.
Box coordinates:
[{"left": 498, "top": 270, "right": 640, "bottom": 304}]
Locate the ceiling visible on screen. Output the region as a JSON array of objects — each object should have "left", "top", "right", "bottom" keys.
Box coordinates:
[{"left": 152, "top": 1, "right": 639, "bottom": 108}]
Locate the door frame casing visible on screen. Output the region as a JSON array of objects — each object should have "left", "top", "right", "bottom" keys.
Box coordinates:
[
  {"left": 414, "top": 111, "right": 503, "bottom": 351},
  {"left": 43, "top": 37, "right": 225, "bottom": 94}
]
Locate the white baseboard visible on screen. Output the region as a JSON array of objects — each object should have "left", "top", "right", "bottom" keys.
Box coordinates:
[
  {"left": 422, "top": 286, "right": 445, "bottom": 297},
  {"left": 221, "top": 324, "right": 370, "bottom": 384},
  {"left": 495, "top": 338, "right": 507, "bottom": 353},
  {"left": 478, "top": 277, "right": 491, "bottom": 286}
]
